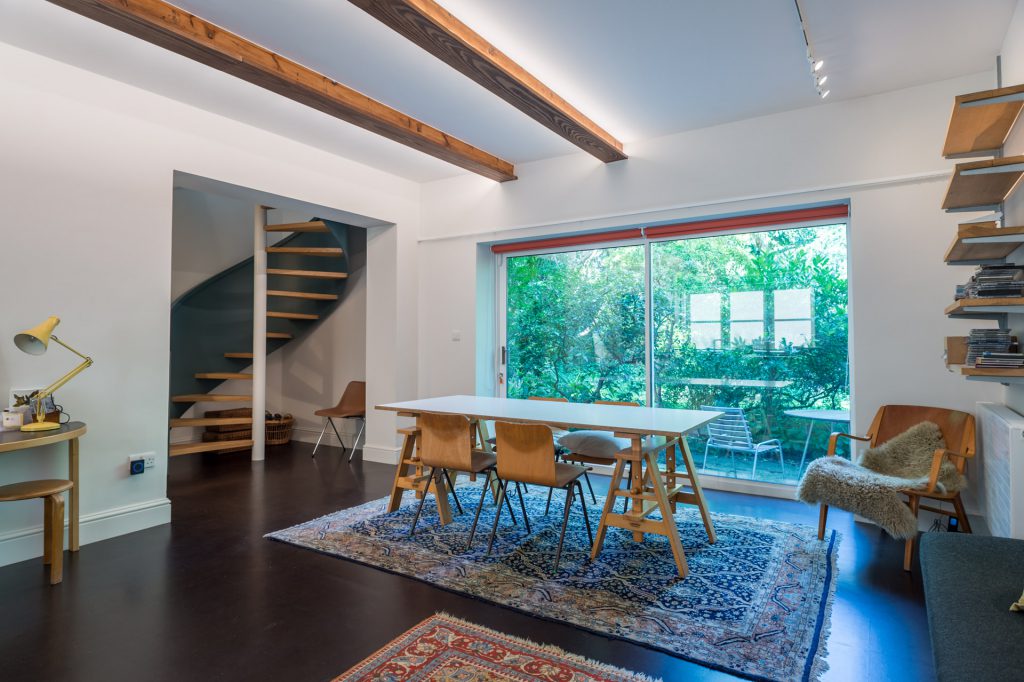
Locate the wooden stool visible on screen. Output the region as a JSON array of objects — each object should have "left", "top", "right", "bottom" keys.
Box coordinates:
[{"left": 0, "top": 479, "right": 73, "bottom": 584}]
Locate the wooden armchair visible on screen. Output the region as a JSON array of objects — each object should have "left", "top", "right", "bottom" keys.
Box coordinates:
[{"left": 818, "top": 404, "right": 975, "bottom": 571}]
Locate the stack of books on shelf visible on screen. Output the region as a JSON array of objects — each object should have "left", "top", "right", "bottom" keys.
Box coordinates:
[
  {"left": 956, "top": 264, "right": 1024, "bottom": 300},
  {"left": 966, "top": 328, "right": 1015, "bottom": 365}
]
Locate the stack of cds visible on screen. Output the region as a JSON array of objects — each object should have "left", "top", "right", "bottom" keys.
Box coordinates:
[
  {"left": 976, "top": 352, "right": 1024, "bottom": 369},
  {"left": 956, "top": 264, "right": 1024, "bottom": 299},
  {"left": 966, "top": 328, "right": 1015, "bottom": 365}
]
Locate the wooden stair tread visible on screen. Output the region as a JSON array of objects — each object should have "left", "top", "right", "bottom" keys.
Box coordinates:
[
  {"left": 194, "top": 372, "right": 253, "bottom": 380},
  {"left": 224, "top": 352, "right": 253, "bottom": 359},
  {"left": 945, "top": 221, "right": 1024, "bottom": 264},
  {"left": 267, "top": 311, "right": 319, "bottom": 320},
  {"left": 170, "top": 440, "right": 253, "bottom": 457},
  {"left": 943, "top": 155, "right": 1024, "bottom": 210},
  {"left": 170, "top": 417, "right": 253, "bottom": 427},
  {"left": 171, "top": 394, "right": 252, "bottom": 403},
  {"left": 266, "top": 332, "right": 292, "bottom": 339},
  {"left": 267, "top": 268, "right": 348, "bottom": 280},
  {"left": 266, "top": 246, "right": 342, "bottom": 256},
  {"left": 944, "top": 84, "right": 1024, "bottom": 157},
  {"left": 264, "top": 221, "right": 328, "bottom": 233},
  {"left": 267, "top": 290, "right": 338, "bottom": 301}
]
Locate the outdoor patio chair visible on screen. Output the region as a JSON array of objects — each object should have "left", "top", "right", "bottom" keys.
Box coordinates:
[{"left": 699, "top": 405, "right": 784, "bottom": 478}]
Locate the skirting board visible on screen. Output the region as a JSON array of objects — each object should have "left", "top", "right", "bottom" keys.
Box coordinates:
[
  {"left": 361, "top": 444, "right": 400, "bottom": 465},
  {"left": 0, "top": 497, "right": 171, "bottom": 568}
]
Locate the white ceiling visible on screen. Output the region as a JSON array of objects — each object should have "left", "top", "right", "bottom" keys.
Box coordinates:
[{"left": 4, "top": 0, "right": 1016, "bottom": 182}]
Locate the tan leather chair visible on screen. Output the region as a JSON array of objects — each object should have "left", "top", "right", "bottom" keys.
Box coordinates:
[
  {"left": 409, "top": 413, "right": 517, "bottom": 547},
  {"left": 818, "top": 404, "right": 975, "bottom": 571},
  {"left": 313, "top": 380, "right": 366, "bottom": 461},
  {"left": 488, "top": 421, "right": 592, "bottom": 573},
  {"left": 0, "top": 479, "right": 73, "bottom": 584}
]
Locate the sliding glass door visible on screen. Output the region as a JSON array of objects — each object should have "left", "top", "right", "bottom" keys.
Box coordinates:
[
  {"left": 500, "top": 221, "right": 849, "bottom": 486},
  {"left": 504, "top": 244, "right": 646, "bottom": 403}
]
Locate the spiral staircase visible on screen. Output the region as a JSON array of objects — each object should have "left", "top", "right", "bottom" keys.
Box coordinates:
[{"left": 168, "top": 218, "right": 355, "bottom": 456}]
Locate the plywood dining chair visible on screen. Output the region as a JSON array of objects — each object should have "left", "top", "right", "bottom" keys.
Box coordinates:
[
  {"left": 488, "top": 421, "right": 592, "bottom": 573},
  {"left": 558, "top": 400, "right": 638, "bottom": 507},
  {"left": 313, "top": 380, "right": 366, "bottom": 460},
  {"left": 0, "top": 479, "right": 73, "bottom": 584},
  {"left": 409, "top": 412, "right": 518, "bottom": 548},
  {"left": 818, "top": 404, "right": 976, "bottom": 571}
]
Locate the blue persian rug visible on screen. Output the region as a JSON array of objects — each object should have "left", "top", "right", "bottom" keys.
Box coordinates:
[{"left": 267, "top": 484, "right": 839, "bottom": 682}]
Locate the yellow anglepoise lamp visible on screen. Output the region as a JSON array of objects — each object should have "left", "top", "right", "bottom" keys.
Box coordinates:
[{"left": 13, "top": 316, "right": 93, "bottom": 432}]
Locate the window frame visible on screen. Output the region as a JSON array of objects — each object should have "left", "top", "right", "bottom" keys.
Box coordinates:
[{"left": 496, "top": 218, "right": 847, "bottom": 402}]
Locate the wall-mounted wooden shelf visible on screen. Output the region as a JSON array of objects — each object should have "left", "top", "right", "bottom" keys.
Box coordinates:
[
  {"left": 942, "top": 155, "right": 1024, "bottom": 211},
  {"left": 946, "top": 297, "right": 1024, "bottom": 317},
  {"left": 943, "top": 84, "right": 1024, "bottom": 157},
  {"left": 944, "top": 221, "right": 1024, "bottom": 264},
  {"left": 962, "top": 367, "right": 1024, "bottom": 384}
]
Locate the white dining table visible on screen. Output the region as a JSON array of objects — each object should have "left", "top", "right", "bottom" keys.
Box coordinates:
[{"left": 377, "top": 395, "right": 722, "bottom": 577}]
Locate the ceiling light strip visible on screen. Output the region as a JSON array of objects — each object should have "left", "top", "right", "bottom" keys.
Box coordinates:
[{"left": 793, "top": 0, "right": 829, "bottom": 99}]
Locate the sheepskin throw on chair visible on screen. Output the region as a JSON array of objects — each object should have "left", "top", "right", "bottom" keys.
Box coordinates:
[{"left": 796, "top": 421, "right": 965, "bottom": 538}]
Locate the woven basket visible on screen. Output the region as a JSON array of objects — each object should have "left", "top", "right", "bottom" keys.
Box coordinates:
[
  {"left": 266, "top": 416, "right": 294, "bottom": 446},
  {"left": 200, "top": 409, "right": 293, "bottom": 446}
]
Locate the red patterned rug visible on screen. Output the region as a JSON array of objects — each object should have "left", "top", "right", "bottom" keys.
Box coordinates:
[{"left": 335, "top": 612, "right": 659, "bottom": 681}]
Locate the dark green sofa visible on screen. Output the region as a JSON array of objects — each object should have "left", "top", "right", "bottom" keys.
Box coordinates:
[{"left": 920, "top": 533, "right": 1024, "bottom": 681}]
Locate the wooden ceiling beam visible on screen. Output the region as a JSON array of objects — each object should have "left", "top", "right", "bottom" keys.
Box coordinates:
[
  {"left": 348, "top": 0, "right": 627, "bottom": 163},
  {"left": 46, "top": 0, "right": 517, "bottom": 181}
]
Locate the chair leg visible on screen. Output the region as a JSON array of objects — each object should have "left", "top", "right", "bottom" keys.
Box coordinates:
[
  {"left": 553, "top": 485, "right": 575, "bottom": 573},
  {"left": 312, "top": 419, "right": 330, "bottom": 458},
  {"left": 349, "top": 418, "right": 365, "bottom": 462},
  {"left": 504, "top": 481, "right": 518, "bottom": 526},
  {"left": 904, "top": 495, "right": 921, "bottom": 572},
  {"left": 817, "top": 504, "right": 828, "bottom": 541},
  {"left": 545, "top": 487, "right": 553, "bottom": 515},
  {"left": 409, "top": 467, "right": 434, "bottom": 537},
  {"left": 443, "top": 470, "right": 463, "bottom": 515},
  {"left": 49, "top": 494, "right": 64, "bottom": 585},
  {"left": 486, "top": 480, "right": 509, "bottom": 555},
  {"left": 328, "top": 419, "right": 346, "bottom": 458},
  {"left": 514, "top": 482, "right": 531, "bottom": 534},
  {"left": 582, "top": 471, "right": 597, "bottom": 504},
  {"left": 577, "top": 480, "right": 593, "bottom": 546},
  {"left": 752, "top": 449, "right": 758, "bottom": 478},
  {"left": 468, "top": 470, "right": 493, "bottom": 549},
  {"left": 702, "top": 442, "right": 710, "bottom": 471},
  {"left": 952, "top": 494, "right": 973, "bottom": 534},
  {"left": 43, "top": 496, "right": 53, "bottom": 566}
]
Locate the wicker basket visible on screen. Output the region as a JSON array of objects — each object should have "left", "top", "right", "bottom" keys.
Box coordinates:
[
  {"left": 200, "top": 408, "right": 293, "bottom": 447},
  {"left": 266, "top": 416, "right": 294, "bottom": 446}
]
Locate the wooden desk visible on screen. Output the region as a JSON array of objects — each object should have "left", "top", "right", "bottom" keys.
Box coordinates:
[
  {"left": 0, "top": 422, "right": 86, "bottom": 550},
  {"left": 377, "top": 396, "right": 719, "bottom": 577}
]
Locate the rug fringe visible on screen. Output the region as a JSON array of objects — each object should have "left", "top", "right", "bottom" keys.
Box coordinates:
[{"left": 430, "top": 611, "right": 663, "bottom": 682}]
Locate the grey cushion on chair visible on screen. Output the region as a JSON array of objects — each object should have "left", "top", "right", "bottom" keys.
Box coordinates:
[{"left": 557, "top": 430, "right": 629, "bottom": 461}]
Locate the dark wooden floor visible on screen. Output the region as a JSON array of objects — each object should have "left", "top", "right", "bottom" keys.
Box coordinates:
[{"left": 0, "top": 442, "right": 935, "bottom": 681}]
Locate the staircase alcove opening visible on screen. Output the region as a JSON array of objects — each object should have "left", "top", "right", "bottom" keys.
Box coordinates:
[{"left": 169, "top": 184, "right": 368, "bottom": 461}]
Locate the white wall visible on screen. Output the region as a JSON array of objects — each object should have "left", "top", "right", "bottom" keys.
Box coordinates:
[
  {"left": 999, "top": 0, "right": 1024, "bottom": 415},
  {"left": 171, "top": 188, "right": 294, "bottom": 300},
  {"left": 416, "top": 71, "right": 1005, "bottom": 511},
  {"left": 0, "top": 31, "right": 418, "bottom": 566}
]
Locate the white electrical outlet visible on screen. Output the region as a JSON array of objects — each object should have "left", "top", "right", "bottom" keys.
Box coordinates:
[{"left": 130, "top": 452, "right": 157, "bottom": 469}]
